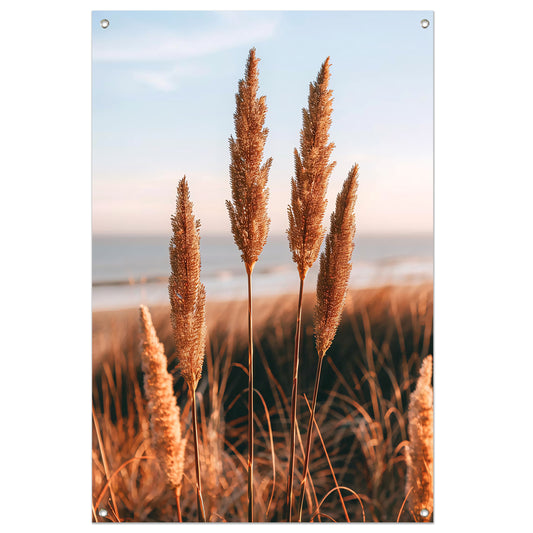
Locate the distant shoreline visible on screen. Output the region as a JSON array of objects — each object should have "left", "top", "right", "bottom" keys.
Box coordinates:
[
  {"left": 92, "top": 280, "right": 433, "bottom": 315},
  {"left": 93, "top": 234, "right": 433, "bottom": 311}
]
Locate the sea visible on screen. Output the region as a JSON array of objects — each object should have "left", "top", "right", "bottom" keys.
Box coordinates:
[{"left": 92, "top": 234, "right": 433, "bottom": 311}]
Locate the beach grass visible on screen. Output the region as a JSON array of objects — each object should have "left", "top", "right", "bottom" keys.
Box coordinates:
[{"left": 92, "top": 282, "right": 432, "bottom": 522}]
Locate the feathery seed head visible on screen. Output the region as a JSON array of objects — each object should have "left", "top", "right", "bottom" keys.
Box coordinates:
[
  {"left": 226, "top": 48, "right": 271, "bottom": 271},
  {"left": 288, "top": 57, "right": 336, "bottom": 279},
  {"left": 139, "top": 305, "right": 186, "bottom": 491},
  {"left": 169, "top": 176, "right": 207, "bottom": 391},
  {"left": 406, "top": 355, "right": 434, "bottom": 521},
  {"left": 314, "top": 164, "right": 359, "bottom": 357}
]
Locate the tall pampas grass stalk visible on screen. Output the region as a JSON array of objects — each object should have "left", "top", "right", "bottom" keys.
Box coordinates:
[
  {"left": 226, "top": 48, "right": 272, "bottom": 522},
  {"left": 286, "top": 57, "right": 335, "bottom": 521},
  {"left": 405, "top": 355, "right": 433, "bottom": 521},
  {"left": 169, "top": 176, "right": 207, "bottom": 522},
  {"left": 296, "top": 164, "right": 359, "bottom": 522},
  {"left": 139, "top": 305, "right": 186, "bottom": 521}
]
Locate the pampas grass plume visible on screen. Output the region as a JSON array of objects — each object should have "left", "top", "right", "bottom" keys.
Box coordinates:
[
  {"left": 226, "top": 47, "right": 272, "bottom": 273},
  {"left": 288, "top": 57, "right": 336, "bottom": 280},
  {"left": 169, "top": 176, "right": 207, "bottom": 391},
  {"left": 405, "top": 355, "right": 434, "bottom": 521},
  {"left": 296, "top": 164, "right": 358, "bottom": 521},
  {"left": 314, "top": 164, "right": 359, "bottom": 357},
  {"left": 169, "top": 175, "right": 207, "bottom": 521},
  {"left": 139, "top": 305, "right": 185, "bottom": 492},
  {"left": 285, "top": 57, "right": 336, "bottom": 520}
]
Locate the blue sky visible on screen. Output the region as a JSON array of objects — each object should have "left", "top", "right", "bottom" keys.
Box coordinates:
[{"left": 92, "top": 10, "right": 433, "bottom": 236}]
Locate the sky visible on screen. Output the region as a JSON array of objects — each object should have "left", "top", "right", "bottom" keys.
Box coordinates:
[{"left": 92, "top": 10, "right": 433, "bottom": 236}]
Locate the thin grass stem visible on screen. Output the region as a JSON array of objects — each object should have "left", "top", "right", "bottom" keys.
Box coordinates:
[
  {"left": 303, "top": 394, "right": 351, "bottom": 522},
  {"left": 174, "top": 487, "right": 182, "bottom": 522},
  {"left": 296, "top": 352, "right": 325, "bottom": 522},
  {"left": 286, "top": 276, "right": 305, "bottom": 521},
  {"left": 246, "top": 266, "right": 254, "bottom": 522},
  {"left": 191, "top": 389, "right": 206, "bottom": 522}
]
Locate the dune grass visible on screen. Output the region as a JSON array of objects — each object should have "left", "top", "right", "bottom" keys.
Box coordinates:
[
  {"left": 285, "top": 56, "right": 335, "bottom": 521},
  {"left": 225, "top": 48, "right": 272, "bottom": 522},
  {"left": 92, "top": 282, "right": 433, "bottom": 522}
]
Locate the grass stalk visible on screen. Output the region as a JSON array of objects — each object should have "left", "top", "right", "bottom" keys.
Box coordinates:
[
  {"left": 296, "top": 166, "right": 359, "bottom": 521},
  {"left": 296, "top": 352, "right": 325, "bottom": 522},
  {"left": 168, "top": 177, "right": 207, "bottom": 521},
  {"left": 303, "top": 394, "right": 352, "bottom": 522},
  {"left": 286, "top": 58, "right": 335, "bottom": 520},
  {"left": 286, "top": 276, "right": 305, "bottom": 520},
  {"left": 226, "top": 48, "right": 271, "bottom": 521},
  {"left": 246, "top": 266, "right": 254, "bottom": 521},
  {"left": 191, "top": 389, "right": 207, "bottom": 522},
  {"left": 174, "top": 487, "right": 182, "bottom": 522}
]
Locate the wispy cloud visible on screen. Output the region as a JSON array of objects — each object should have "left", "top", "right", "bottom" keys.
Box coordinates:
[
  {"left": 132, "top": 64, "right": 206, "bottom": 92},
  {"left": 93, "top": 16, "right": 278, "bottom": 63}
]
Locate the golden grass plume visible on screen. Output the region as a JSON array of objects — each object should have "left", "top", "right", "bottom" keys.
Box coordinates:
[
  {"left": 285, "top": 58, "right": 335, "bottom": 520},
  {"left": 405, "top": 355, "right": 434, "bottom": 521},
  {"left": 169, "top": 176, "right": 207, "bottom": 391},
  {"left": 314, "top": 164, "right": 359, "bottom": 357},
  {"left": 226, "top": 48, "right": 272, "bottom": 272},
  {"left": 139, "top": 304, "right": 186, "bottom": 492},
  {"left": 296, "top": 164, "right": 359, "bottom": 521},
  {"left": 288, "top": 57, "right": 336, "bottom": 279}
]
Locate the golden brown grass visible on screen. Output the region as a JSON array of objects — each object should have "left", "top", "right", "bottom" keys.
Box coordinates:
[
  {"left": 285, "top": 57, "right": 336, "bottom": 520},
  {"left": 314, "top": 164, "right": 359, "bottom": 357},
  {"left": 226, "top": 47, "right": 271, "bottom": 273},
  {"left": 169, "top": 176, "right": 206, "bottom": 392},
  {"left": 139, "top": 305, "right": 186, "bottom": 520},
  {"left": 296, "top": 165, "right": 359, "bottom": 521},
  {"left": 287, "top": 56, "right": 335, "bottom": 281},
  {"left": 169, "top": 176, "right": 207, "bottom": 521},
  {"left": 226, "top": 48, "right": 272, "bottom": 521},
  {"left": 92, "top": 283, "right": 433, "bottom": 522},
  {"left": 405, "top": 355, "right": 433, "bottom": 521}
]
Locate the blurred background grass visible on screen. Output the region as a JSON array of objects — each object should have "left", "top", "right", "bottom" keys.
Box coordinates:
[{"left": 92, "top": 282, "right": 432, "bottom": 522}]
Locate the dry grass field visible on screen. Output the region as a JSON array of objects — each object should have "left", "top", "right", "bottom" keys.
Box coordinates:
[{"left": 92, "top": 282, "right": 433, "bottom": 522}]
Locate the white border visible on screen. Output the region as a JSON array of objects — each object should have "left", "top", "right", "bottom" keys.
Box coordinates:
[{"left": 2, "top": 1, "right": 532, "bottom": 530}]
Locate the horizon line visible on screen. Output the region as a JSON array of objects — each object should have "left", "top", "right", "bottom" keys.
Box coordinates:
[{"left": 92, "top": 230, "right": 434, "bottom": 239}]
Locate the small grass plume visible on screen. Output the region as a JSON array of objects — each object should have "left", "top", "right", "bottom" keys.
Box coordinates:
[
  {"left": 297, "top": 164, "right": 359, "bottom": 521},
  {"left": 139, "top": 305, "right": 186, "bottom": 521},
  {"left": 285, "top": 57, "right": 335, "bottom": 521},
  {"left": 405, "top": 355, "right": 433, "bottom": 521},
  {"left": 226, "top": 48, "right": 272, "bottom": 522},
  {"left": 169, "top": 176, "right": 206, "bottom": 392},
  {"left": 169, "top": 176, "right": 207, "bottom": 521},
  {"left": 314, "top": 164, "right": 359, "bottom": 358}
]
